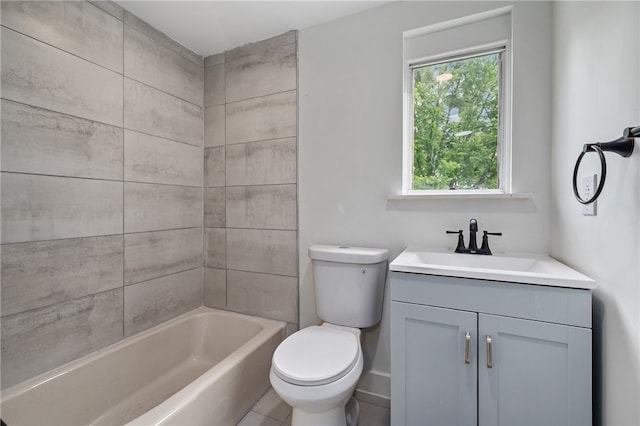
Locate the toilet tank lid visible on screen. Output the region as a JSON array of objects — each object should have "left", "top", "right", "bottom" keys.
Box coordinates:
[{"left": 309, "top": 244, "right": 389, "bottom": 264}]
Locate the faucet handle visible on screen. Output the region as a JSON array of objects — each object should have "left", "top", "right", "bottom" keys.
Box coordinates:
[
  {"left": 446, "top": 230, "right": 466, "bottom": 253},
  {"left": 480, "top": 231, "right": 502, "bottom": 255}
]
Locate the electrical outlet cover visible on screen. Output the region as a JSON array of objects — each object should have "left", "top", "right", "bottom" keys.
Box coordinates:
[{"left": 581, "top": 173, "right": 597, "bottom": 216}]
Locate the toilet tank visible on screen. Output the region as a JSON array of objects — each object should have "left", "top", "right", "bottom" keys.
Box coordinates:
[{"left": 309, "top": 244, "right": 389, "bottom": 328}]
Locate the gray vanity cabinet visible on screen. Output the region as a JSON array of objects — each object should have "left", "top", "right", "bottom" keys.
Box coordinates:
[
  {"left": 392, "top": 302, "right": 478, "bottom": 425},
  {"left": 390, "top": 271, "right": 592, "bottom": 426}
]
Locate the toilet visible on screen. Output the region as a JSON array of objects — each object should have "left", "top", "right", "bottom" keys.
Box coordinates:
[{"left": 270, "top": 244, "right": 389, "bottom": 426}]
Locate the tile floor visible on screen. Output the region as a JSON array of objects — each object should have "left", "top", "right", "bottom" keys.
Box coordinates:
[{"left": 237, "top": 388, "right": 390, "bottom": 426}]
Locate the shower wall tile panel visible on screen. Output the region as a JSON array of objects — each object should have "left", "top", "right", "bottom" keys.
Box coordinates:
[
  {"left": 204, "top": 267, "right": 227, "bottom": 309},
  {"left": 226, "top": 229, "right": 297, "bottom": 277},
  {"left": 124, "top": 268, "right": 202, "bottom": 336},
  {"left": 225, "top": 42, "right": 296, "bottom": 103},
  {"left": 124, "top": 130, "right": 202, "bottom": 187},
  {"left": 226, "top": 184, "right": 297, "bottom": 230},
  {"left": 124, "top": 182, "right": 202, "bottom": 233},
  {"left": 204, "top": 146, "right": 226, "bottom": 187},
  {"left": 1, "top": 288, "right": 123, "bottom": 389},
  {"left": 124, "top": 228, "right": 202, "bottom": 285},
  {"left": 1, "top": 0, "right": 124, "bottom": 72},
  {"left": 1, "top": 100, "right": 124, "bottom": 180},
  {"left": 204, "top": 63, "right": 225, "bottom": 107},
  {"left": 1, "top": 235, "right": 124, "bottom": 317},
  {"left": 227, "top": 270, "right": 297, "bottom": 323},
  {"left": 202, "top": 32, "right": 297, "bottom": 325},
  {"left": 204, "top": 188, "right": 226, "bottom": 228},
  {"left": 205, "top": 228, "right": 226, "bottom": 269},
  {"left": 225, "top": 90, "right": 297, "bottom": 145},
  {"left": 204, "top": 105, "right": 225, "bottom": 147},
  {"left": 0, "top": 1, "right": 204, "bottom": 388},
  {"left": 1, "top": 173, "right": 123, "bottom": 244},
  {"left": 1, "top": 27, "right": 123, "bottom": 127},
  {"left": 225, "top": 138, "right": 297, "bottom": 186},
  {"left": 124, "top": 24, "right": 203, "bottom": 106},
  {"left": 124, "top": 78, "right": 203, "bottom": 146}
]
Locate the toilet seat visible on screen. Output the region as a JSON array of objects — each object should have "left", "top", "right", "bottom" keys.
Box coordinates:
[{"left": 272, "top": 326, "right": 359, "bottom": 386}]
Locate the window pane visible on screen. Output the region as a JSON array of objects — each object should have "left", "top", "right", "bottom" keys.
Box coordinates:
[{"left": 412, "top": 52, "right": 500, "bottom": 190}]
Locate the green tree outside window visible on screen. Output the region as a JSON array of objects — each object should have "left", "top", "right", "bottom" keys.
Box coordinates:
[{"left": 412, "top": 52, "right": 501, "bottom": 190}]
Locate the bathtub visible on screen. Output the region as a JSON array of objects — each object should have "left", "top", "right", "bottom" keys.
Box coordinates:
[{"left": 0, "top": 307, "right": 285, "bottom": 425}]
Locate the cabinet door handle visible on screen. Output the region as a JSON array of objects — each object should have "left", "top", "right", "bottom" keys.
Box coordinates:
[
  {"left": 486, "top": 335, "right": 493, "bottom": 368},
  {"left": 465, "top": 332, "right": 471, "bottom": 364}
]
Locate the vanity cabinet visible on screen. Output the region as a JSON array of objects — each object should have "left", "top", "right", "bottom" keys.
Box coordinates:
[{"left": 390, "top": 271, "right": 592, "bottom": 426}]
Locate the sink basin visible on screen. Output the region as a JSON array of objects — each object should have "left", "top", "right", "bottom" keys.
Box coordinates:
[
  {"left": 390, "top": 247, "right": 595, "bottom": 289},
  {"left": 413, "top": 252, "right": 542, "bottom": 272}
]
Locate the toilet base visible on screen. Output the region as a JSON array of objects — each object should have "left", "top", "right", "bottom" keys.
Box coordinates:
[
  {"left": 290, "top": 396, "right": 359, "bottom": 426},
  {"left": 345, "top": 396, "right": 359, "bottom": 426}
]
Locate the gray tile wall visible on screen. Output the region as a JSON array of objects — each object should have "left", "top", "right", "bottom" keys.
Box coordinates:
[
  {"left": 203, "top": 32, "right": 298, "bottom": 332},
  {"left": 0, "top": 0, "right": 204, "bottom": 389}
]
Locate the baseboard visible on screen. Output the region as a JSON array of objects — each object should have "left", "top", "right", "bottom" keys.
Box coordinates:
[{"left": 355, "top": 370, "right": 390, "bottom": 408}]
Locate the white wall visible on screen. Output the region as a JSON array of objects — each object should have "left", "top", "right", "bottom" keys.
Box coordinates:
[
  {"left": 298, "top": 1, "right": 552, "bottom": 395},
  {"left": 551, "top": 2, "right": 640, "bottom": 424}
]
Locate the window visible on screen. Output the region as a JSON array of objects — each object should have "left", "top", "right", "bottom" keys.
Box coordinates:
[
  {"left": 412, "top": 49, "right": 503, "bottom": 191},
  {"left": 402, "top": 8, "right": 512, "bottom": 195}
]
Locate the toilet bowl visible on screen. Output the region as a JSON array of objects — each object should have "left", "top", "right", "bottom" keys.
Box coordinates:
[
  {"left": 270, "top": 324, "right": 363, "bottom": 425},
  {"left": 270, "top": 244, "right": 389, "bottom": 426}
]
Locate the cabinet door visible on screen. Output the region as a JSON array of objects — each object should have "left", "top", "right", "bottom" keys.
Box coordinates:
[
  {"left": 391, "top": 302, "right": 477, "bottom": 426},
  {"left": 478, "top": 314, "right": 592, "bottom": 426}
]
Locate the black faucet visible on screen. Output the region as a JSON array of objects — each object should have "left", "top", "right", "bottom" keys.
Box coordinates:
[
  {"left": 468, "top": 218, "right": 478, "bottom": 251},
  {"left": 446, "top": 218, "right": 502, "bottom": 255}
]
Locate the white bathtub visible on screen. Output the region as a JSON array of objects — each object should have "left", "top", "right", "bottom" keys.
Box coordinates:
[{"left": 0, "top": 307, "right": 285, "bottom": 425}]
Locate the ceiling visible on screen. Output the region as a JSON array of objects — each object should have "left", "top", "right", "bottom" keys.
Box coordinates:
[{"left": 115, "top": 1, "right": 389, "bottom": 57}]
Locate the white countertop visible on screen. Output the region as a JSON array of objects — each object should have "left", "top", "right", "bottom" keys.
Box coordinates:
[{"left": 389, "top": 247, "right": 595, "bottom": 290}]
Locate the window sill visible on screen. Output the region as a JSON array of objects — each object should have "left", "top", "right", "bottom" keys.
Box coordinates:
[{"left": 386, "top": 192, "right": 533, "bottom": 201}]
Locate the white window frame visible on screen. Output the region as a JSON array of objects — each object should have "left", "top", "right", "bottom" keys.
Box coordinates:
[{"left": 402, "top": 8, "right": 513, "bottom": 196}]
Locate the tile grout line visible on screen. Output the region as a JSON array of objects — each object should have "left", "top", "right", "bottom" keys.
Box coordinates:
[
  {"left": 124, "top": 75, "right": 204, "bottom": 110},
  {"left": 223, "top": 135, "right": 297, "bottom": 148},
  {"left": 125, "top": 266, "right": 203, "bottom": 289},
  {"left": 295, "top": 31, "right": 301, "bottom": 332},
  {"left": 86, "top": 0, "right": 122, "bottom": 21},
  {"left": 122, "top": 15, "right": 126, "bottom": 339},
  {"left": 0, "top": 170, "right": 204, "bottom": 188},
  {"left": 223, "top": 53, "right": 229, "bottom": 310},
  {"left": 0, "top": 24, "right": 123, "bottom": 75},
  {"left": 216, "top": 87, "right": 297, "bottom": 108},
  {"left": 201, "top": 55, "right": 206, "bottom": 309},
  {"left": 0, "top": 286, "right": 123, "bottom": 321},
  {"left": 0, "top": 226, "right": 205, "bottom": 247},
  {"left": 1, "top": 97, "right": 203, "bottom": 149}
]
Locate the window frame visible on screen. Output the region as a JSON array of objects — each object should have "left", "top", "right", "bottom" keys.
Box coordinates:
[{"left": 402, "top": 14, "right": 513, "bottom": 196}]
